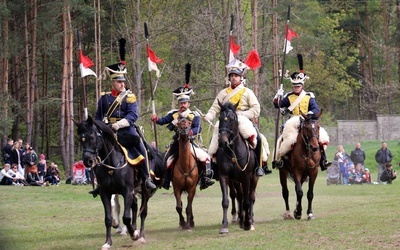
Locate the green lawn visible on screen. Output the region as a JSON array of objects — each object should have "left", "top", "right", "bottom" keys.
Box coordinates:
[{"left": 1, "top": 145, "right": 399, "bottom": 250}]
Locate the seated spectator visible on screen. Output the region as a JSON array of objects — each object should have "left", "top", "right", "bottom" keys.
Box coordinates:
[
  {"left": 8, "top": 164, "right": 29, "bottom": 186},
  {"left": 0, "top": 163, "right": 15, "bottom": 185},
  {"left": 364, "top": 168, "right": 372, "bottom": 183},
  {"left": 44, "top": 162, "right": 60, "bottom": 186},
  {"left": 26, "top": 166, "right": 44, "bottom": 186},
  {"left": 349, "top": 163, "right": 367, "bottom": 184},
  {"left": 37, "top": 154, "right": 47, "bottom": 182},
  {"left": 72, "top": 161, "right": 86, "bottom": 185},
  {"left": 380, "top": 163, "right": 397, "bottom": 184}
]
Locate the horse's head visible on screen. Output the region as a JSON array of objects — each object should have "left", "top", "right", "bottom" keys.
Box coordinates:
[
  {"left": 74, "top": 116, "right": 104, "bottom": 168},
  {"left": 299, "top": 110, "right": 322, "bottom": 151},
  {"left": 177, "top": 115, "right": 192, "bottom": 138},
  {"left": 218, "top": 100, "right": 239, "bottom": 147}
]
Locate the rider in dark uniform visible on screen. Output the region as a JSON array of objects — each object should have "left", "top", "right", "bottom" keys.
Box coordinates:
[{"left": 89, "top": 39, "right": 156, "bottom": 197}]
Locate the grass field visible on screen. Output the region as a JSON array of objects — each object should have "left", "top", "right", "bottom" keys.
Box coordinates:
[{"left": 0, "top": 140, "right": 399, "bottom": 250}]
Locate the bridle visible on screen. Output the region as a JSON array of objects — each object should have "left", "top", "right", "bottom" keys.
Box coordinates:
[
  {"left": 218, "top": 109, "right": 250, "bottom": 171},
  {"left": 296, "top": 117, "right": 320, "bottom": 168},
  {"left": 80, "top": 126, "right": 127, "bottom": 170}
]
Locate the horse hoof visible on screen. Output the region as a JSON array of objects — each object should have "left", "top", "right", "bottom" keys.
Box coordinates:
[
  {"left": 219, "top": 228, "right": 229, "bottom": 234},
  {"left": 250, "top": 225, "right": 255, "bottom": 231},
  {"left": 131, "top": 230, "right": 140, "bottom": 241},
  {"left": 101, "top": 243, "right": 111, "bottom": 250},
  {"left": 138, "top": 237, "right": 146, "bottom": 244},
  {"left": 295, "top": 215, "right": 302, "bottom": 220},
  {"left": 283, "top": 211, "right": 294, "bottom": 220},
  {"left": 231, "top": 214, "right": 238, "bottom": 223},
  {"left": 187, "top": 228, "right": 193, "bottom": 232},
  {"left": 307, "top": 213, "right": 315, "bottom": 220}
]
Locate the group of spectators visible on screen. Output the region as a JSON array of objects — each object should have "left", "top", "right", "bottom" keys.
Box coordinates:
[
  {"left": 1, "top": 138, "right": 60, "bottom": 186},
  {"left": 331, "top": 142, "right": 396, "bottom": 185}
]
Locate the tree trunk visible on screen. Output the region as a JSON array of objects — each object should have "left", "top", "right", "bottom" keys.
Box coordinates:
[
  {"left": 24, "top": 8, "right": 32, "bottom": 144},
  {"left": 1, "top": 11, "right": 9, "bottom": 146}
]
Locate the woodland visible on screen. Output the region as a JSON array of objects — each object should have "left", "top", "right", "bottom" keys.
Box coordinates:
[{"left": 1, "top": 0, "right": 400, "bottom": 175}]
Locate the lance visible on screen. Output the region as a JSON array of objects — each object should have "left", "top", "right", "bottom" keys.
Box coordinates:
[
  {"left": 77, "top": 29, "right": 88, "bottom": 120},
  {"left": 273, "top": 4, "right": 291, "bottom": 163},
  {"left": 228, "top": 14, "right": 234, "bottom": 65},
  {"left": 144, "top": 22, "right": 159, "bottom": 149}
]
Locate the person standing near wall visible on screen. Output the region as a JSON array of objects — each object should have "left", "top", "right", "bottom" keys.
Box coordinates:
[
  {"left": 375, "top": 142, "right": 393, "bottom": 183},
  {"left": 350, "top": 142, "right": 366, "bottom": 170}
]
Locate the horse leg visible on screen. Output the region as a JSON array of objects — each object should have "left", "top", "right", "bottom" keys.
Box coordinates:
[
  {"left": 131, "top": 192, "right": 140, "bottom": 241},
  {"left": 293, "top": 177, "right": 303, "bottom": 220},
  {"left": 186, "top": 186, "right": 196, "bottom": 230},
  {"left": 219, "top": 177, "right": 230, "bottom": 234},
  {"left": 249, "top": 174, "right": 259, "bottom": 230},
  {"left": 137, "top": 189, "right": 149, "bottom": 243},
  {"left": 100, "top": 193, "right": 113, "bottom": 249},
  {"left": 306, "top": 175, "right": 317, "bottom": 220},
  {"left": 229, "top": 181, "right": 237, "bottom": 223},
  {"left": 121, "top": 189, "right": 136, "bottom": 240},
  {"left": 235, "top": 182, "right": 244, "bottom": 229},
  {"left": 241, "top": 179, "right": 252, "bottom": 231},
  {"left": 174, "top": 189, "right": 186, "bottom": 229},
  {"left": 279, "top": 169, "right": 293, "bottom": 220},
  {"left": 112, "top": 195, "right": 127, "bottom": 235}
]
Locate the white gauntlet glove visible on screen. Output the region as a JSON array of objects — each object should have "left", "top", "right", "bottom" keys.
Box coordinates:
[
  {"left": 275, "top": 88, "right": 284, "bottom": 98},
  {"left": 111, "top": 118, "right": 130, "bottom": 131},
  {"left": 204, "top": 113, "right": 214, "bottom": 123}
]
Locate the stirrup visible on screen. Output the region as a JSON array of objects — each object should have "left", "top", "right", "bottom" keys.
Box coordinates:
[
  {"left": 145, "top": 178, "right": 157, "bottom": 191},
  {"left": 256, "top": 167, "right": 264, "bottom": 177},
  {"left": 272, "top": 160, "right": 283, "bottom": 169}
]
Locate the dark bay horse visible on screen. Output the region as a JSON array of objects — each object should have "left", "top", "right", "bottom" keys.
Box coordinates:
[
  {"left": 75, "top": 116, "right": 163, "bottom": 248},
  {"left": 216, "top": 101, "right": 258, "bottom": 234},
  {"left": 279, "top": 111, "right": 322, "bottom": 220},
  {"left": 172, "top": 116, "right": 199, "bottom": 230}
]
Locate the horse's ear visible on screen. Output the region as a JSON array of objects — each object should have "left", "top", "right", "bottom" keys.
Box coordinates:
[
  {"left": 86, "top": 115, "right": 94, "bottom": 126},
  {"left": 316, "top": 109, "right": 323, "bottom": 119}
]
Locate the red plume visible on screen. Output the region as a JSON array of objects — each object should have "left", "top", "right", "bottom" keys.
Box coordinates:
[{"left": 245, "top": 50, "right": 261, "bottom": 70}]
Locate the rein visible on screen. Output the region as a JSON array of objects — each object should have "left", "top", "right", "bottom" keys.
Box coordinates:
[
  {"left": 296, "top": 119, "right": 320, "bottom": 168},
  {"left": 219, "top": 110, "right": 251, "bottom": 172},
  {"left": 176, "top": 120, "right": 197, "bottom": 182}
]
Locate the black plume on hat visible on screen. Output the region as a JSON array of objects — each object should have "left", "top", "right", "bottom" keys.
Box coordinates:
[
  {"left": 173, "top": 63, "right": 193, "bottom": 96},
  {"left": 119, "top": 38, "right": 126, "bottom": 64},
  {"left": 297, "top": 54, "right": 303, "bottom": 72}
]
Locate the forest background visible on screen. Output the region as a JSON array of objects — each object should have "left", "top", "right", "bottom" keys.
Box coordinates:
[{"left": 1, "top": 0, "right": 400, "bottom": 176}]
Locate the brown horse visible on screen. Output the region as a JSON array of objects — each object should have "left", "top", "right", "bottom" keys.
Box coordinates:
[
  {"left": 279, "top": 111, "right": 322, "bottom": 220},
  {"left": 172, "top": 116, "right": 199, "bottom": 230}
]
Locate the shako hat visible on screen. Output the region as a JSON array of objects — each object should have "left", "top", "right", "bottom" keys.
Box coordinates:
[
  {"left": 290, "top": 54, "right": 309, "bottom": 86},
  {"left": 105, "top": 38, "right": 127, "bottom": 81}
]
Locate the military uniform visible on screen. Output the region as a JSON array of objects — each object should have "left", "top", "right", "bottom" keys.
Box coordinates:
[{"left": 205, "top": 60, "right": 270, "bottom": 176}]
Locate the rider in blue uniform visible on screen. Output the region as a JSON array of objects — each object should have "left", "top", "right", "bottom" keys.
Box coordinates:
[{"left": 89, "top": 40, "right": 156, "bottom": 197}]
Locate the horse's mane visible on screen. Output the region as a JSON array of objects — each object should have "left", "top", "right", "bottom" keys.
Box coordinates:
[{"left": 93, "top": 120, "right": 116, "bottom": 141}]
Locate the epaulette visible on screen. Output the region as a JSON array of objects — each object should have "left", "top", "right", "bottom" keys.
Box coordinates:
[
  {"left": 126, "top": 93, "right": 137, "bottom": 103},
  {"left": 307, "top": 92, "right": 315, "bottom": 98},
  {"left": 167, "top": 109, "right": 179, "bottom": 115},
  {"left": 100, "top": 91, "right": 111, "bottom": 96}
]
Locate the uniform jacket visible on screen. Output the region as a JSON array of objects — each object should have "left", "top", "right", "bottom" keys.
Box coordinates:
[
  {"left": 206, "top": 84, "right": 260, "bottom": 121},
  {"left": 156, "top": 109, "right": 201, "bottom": 135},
  {"left": 275, "top": 90, "right": 319, "bottom": 115}
]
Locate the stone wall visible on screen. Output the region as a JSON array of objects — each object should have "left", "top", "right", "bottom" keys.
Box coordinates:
[{"left": 326, "top": 115, "right": 400, "bottom": 146}]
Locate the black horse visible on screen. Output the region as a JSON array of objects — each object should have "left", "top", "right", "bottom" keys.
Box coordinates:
[
  {"left": 216, "top": 101, "right": 259, "bottom": 234},
  {"left": 279, "top": 111, "right": 322, "bottom": 220},
  {"left": 75, "top": 116, "right": 165, "bottom": 248}
]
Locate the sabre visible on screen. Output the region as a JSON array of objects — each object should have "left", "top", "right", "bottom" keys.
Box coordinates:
[{"left": 194, "top": 106, "right": 214, "bottom": 128}]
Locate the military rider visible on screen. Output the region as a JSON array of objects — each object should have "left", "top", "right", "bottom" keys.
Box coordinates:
[
  {"left": 151, "top": 90, "right": 215, "bottom": 190},
  {"left": 89, "top": 54, "right": 157, "bottom": 197},
  {"left": 204, "top": 59, "right": 272, "bottom": 176},
  {"left": 272, "top": 54, "right": 331, "bottom": 171}
]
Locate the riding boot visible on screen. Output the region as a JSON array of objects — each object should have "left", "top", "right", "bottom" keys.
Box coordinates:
[
  {"left": 89, "top": 185, "right": 100, "bottom": 198},
  {"left": 319, "top": 149, "right": 331, "bottom": 171},
  {"left": 141, "top": 163, "right": 157, "bottom": 191},
  {"left": 163, "top": 168, "right": 172, "bottom": 190},
  {"left": 200, "top": 162, "right": 215, "bottom": 190},
  {"left": 263, "top": 162, "right": 272, "bottom": 175},
  {"left": 255, "top": 167, "right": 265, "bottom": 176}
]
